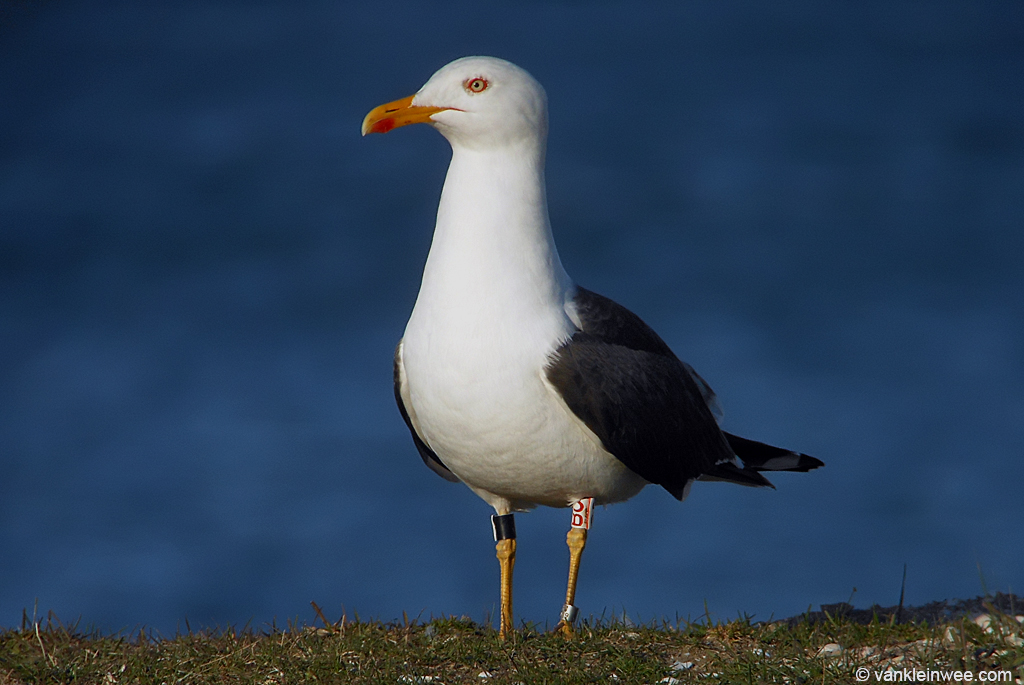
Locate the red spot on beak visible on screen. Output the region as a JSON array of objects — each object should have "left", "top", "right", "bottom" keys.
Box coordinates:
[{"left": 368, "top": 118, "right": 396, "bottom": 134}]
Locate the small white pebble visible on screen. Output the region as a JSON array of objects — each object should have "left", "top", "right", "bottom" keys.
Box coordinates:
[
  {"left": 478, "top": 672, "right": 493, "bottom": 680},
  {"left": 943, "top": 626, "right": 958, "bottom": 644},
  {"left": 670, "top": 661, "right": 695, "bottom": 672},
  {"left": 816, "top": 643, "right": 842, "bottom": 657},
  {"left": 1006, "top": 635, "right": 1023, "bottom": 647},
  {"left": 1015, "top": 615, "right": 1023, "bottom": 623},
  {"left": 608, "top": 675, "right": 619, "bottom": 681},
  {"left": 858, "top": 646, "right": 876, "bottom": 658},
  {"left": 973, "top": 614, "right": 993, "bottom": 632},
  {"left": 659, "top": 678, "right": 680, "bottom": 685}
]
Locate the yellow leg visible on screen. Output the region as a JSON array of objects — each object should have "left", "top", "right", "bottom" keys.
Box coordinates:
[
  {"left": 554, "top": 527, "right": 588, "bottom": 636},
  {"left": 496, "top": 538, "right": 516, "bottom": 639}
]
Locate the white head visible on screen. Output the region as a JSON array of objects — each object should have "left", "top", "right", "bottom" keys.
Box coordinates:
[{"left": 362, "top": 56, "right": 548, "bottom": 152}]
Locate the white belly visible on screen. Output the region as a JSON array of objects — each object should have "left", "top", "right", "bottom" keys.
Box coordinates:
[{"left": 400, "top": 301, "right": 648, "bottom": 513}]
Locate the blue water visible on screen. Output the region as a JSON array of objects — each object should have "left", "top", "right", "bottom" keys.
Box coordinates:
[{"left": 1, "top": 1, "right": 1022, "bottom": 635}]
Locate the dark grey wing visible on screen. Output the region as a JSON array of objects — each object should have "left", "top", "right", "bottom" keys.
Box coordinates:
[
  {"left": 548, "top": 287, "right": 740, "bottom": 500},
  {"left": 682, "top": 362, "right": 723, "bottom": 420},
  {"left": 565, "top": 286, "right": 676, "bottom": 355},
  {"left": 394, "top": 342, "right": 459, "bottom": 483},
  {"left": 549, "top": 287, "right": 822, "bottom": 498}
]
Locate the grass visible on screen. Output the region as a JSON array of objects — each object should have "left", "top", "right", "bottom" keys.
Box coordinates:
[{"left": 2, "top": 603, "right": 1022, "bottom": 684}]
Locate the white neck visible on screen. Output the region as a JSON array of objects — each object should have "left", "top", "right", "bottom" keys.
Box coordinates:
[{"left": 411, "top": 143, "right": 572, "bottom": 329}]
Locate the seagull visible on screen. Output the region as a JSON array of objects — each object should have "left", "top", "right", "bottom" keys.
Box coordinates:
[{"left": 362, "top": 56, "right": 823, "bottom": 639}]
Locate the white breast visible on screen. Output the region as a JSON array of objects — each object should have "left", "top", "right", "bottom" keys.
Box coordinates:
[{"left": 400, "top": 307, "right": 646, "bottom": 512}]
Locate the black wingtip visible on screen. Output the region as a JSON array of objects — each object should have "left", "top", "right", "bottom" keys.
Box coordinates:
[
  {"left": 723, "top": 432, "right": 824, "bottom": 473},
  {"left": 779, "top": 453, "right": 825, "bottom": 472}
]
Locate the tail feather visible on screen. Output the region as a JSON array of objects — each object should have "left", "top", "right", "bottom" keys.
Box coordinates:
[{"left": 723, "top": 432, "right": 824, "bottom": 473}]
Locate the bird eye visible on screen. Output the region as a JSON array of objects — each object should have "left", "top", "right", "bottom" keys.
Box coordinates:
[{"left": 465, "top": 77, "right": 489, "bottom": 94}]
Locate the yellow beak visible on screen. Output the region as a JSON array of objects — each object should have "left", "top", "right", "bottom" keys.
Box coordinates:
[{"left": 361, "top": 94, "right": 451, "bottom": 136}]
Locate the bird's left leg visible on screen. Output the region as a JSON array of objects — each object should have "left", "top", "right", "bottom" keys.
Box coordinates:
[
  {"left": 492, "top": 513, "right": 517, "bottom": 639},
  {"left": 553, "top": 497, "right": 593, "bottom": 636}
]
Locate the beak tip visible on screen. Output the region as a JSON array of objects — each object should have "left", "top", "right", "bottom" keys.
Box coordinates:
[{"left": 362, "top": 118, "right": 397, "bottom": 136}]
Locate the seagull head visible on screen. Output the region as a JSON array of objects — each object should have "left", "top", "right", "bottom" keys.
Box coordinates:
[{"left": 362, "top": 56, "right": 548, "bottom": 151}]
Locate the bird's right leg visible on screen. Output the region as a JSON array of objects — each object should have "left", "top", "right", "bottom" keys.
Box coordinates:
[{"left": 492, "top": 513, "right": 516, "bottom": 639}]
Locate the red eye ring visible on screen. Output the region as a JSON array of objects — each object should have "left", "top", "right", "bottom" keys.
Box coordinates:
[{"left": 465, "top": 77, "right": 489, "bottom": 93}]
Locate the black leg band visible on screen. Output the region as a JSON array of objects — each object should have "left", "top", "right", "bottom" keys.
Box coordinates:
[{"left": 491, "top": 514, "right": 516, "bottom": 541}]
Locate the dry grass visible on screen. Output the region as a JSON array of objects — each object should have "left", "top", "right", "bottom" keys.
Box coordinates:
[{"left": 1, "top": 602, "right": 1022, "bottom": 684}]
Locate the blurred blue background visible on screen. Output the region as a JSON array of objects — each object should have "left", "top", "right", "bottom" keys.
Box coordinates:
[{"left": 1, "top": 0, "right": 1022, "bottom": 635}]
